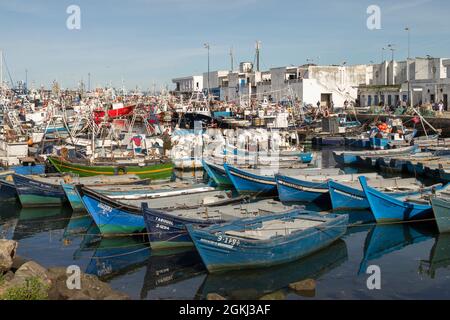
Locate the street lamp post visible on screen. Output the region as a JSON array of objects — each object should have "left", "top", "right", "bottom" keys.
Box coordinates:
[
  {"left": 387, "top": 44, "right": 395, "bottom": 61},
  {"left": 204, "top": 43, "right": 210, "bottom": 100},
  {"left": 405, "top": 27, "right": 411, "bottom": 107}
]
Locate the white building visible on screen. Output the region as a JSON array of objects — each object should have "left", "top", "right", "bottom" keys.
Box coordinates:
[
  {"left": 358, "top": 57, "right": 449, "bottom": 108},
  {"left": 172, "top": 75, "right": 203, "bottom": 97},
  {"left": 172, "top": 57, "right": 450, "bottom": 110}
]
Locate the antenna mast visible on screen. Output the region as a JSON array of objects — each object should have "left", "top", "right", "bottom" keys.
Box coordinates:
[{"left": 230, "top": 47, "right": 234, "bottom": 72}]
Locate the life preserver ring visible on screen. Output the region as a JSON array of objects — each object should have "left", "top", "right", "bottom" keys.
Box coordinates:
[{"left": 115, "top": 166, "right": 127, "bottom": 175}]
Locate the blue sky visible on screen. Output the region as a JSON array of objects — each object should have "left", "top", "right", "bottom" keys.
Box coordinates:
[{"left": 0, "top": 0, "right": 449, "bottom": 90}]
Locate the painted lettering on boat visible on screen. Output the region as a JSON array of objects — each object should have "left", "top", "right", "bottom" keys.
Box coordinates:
[
  {"left": 156, "top": 223, "right": 170, "bottom": 230},
  {"left": 155, "top": 216, "right": 174, "bottom": 226},
  {"left": 156, "top": 274, "right": 174, "bottom": 285},
  {"left": 217, "top": 234, "right": 241, "bottom": 247},
  {"left": 199, "top": 238, "right": 235, "bottom": 249},
  {"left": 98, "top": 203, "right": 113, "bottom": 216}
]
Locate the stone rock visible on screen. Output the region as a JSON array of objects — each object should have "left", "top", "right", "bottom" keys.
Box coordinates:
[
  {"left": 206, "top": 293, "right": 226, "bottom": 300},
  {"left": 2, "top": 271, "right": 14, "bottom": 282},
  {"left": 103, "top": 292, "right": 130, "bottom": 300},
  {"left": 0, "top": 240, "right": 18, "bottom": 273},
  {"left": 259, "top": 290, "right": 286, "bottom": 300},
  {"left": 289, "top": 279, "right": 316, "bottom": 291},
  {"left": 11, "top": 255, "right": 30, "bottom": 271},
  {"left": 13, "top": 261, "right": 52, "bottom": 287},
  {"left": 47, "top": 267, "right": 128, "bottom": 300}
]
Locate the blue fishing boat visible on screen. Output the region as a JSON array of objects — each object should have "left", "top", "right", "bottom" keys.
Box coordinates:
[
  {"left": 275, "top": 172, "right": 375, "bottom": 204},
  {"left": 223, "top": 164, "right": 277, "bottom": 196},
  {"left": 196, "top": 239, "right": 347, "bottom": 299},
  {"left": 275, "top": 174, "right": 330, "bottom": 203},
  {"left": 61, "top": 183, "right": 85, "bottom": 211},
  {"left": 76, "top": 185, "right": 236, "bottom": 236},
  {"left": 75, "top": 185, "right": 146, "bottom": 235},
  {"left": 328, "top": 177, "right": 441, "bottom": 211},
  {"left": 0, "top": 178, "right": 18, "bottom": 201},
  {"left": 431, "top": 196, "right": 450, "bottom": 233},
  {"left": 10, "top": 164, "right": 45, "bottom": 175},
  {"left": 186, "top": 209, "right": 348, "bottom": 273},
  {"left": 333, "top": 145, "right": 417, "bottom": 166},
  {"left": 359, "top": 176, "right": 442, "bottom": 222},
  {"left": 12, "top": 174, "right": 67, "bottom": 207},
  {"left": 142, "top": 203, "right": 225, "bottom": 250},
  {"left": 345, "top": 137, "right": 370, "bottom": 149},
  {"left": 62, "top": 181, "right": 212, "bottom": 211},
  {"left": 142, "top": 198, "right": 291, "bottom": 250},
  {"left": 202, "top": 160, "right": 233, "bottom": 187},
  {"left": 299, "top": 152, "right": 313, "bottom": 164}
]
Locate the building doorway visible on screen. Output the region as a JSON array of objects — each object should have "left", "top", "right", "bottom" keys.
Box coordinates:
[
  {"left": 444, "top": 94, "right": 448, "bottom": 111},
  {"left": 321, "top": 93, "right": 332, "bottom": 109}
]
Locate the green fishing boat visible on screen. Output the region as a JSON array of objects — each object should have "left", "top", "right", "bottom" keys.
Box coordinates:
[{"left": 48, "top": 156, "right": 174, "bottom": 180}]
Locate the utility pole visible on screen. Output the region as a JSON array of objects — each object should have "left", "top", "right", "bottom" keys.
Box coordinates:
[
  {"left": 255, "top": 41, "right": 261, "bottom": 72},
  {"left": 88, "top": 72, "right": 91, "bottom": 92},
  {"left": 204, "top": 43, "right": 210, "bottom": 100},
  {"left": 405, "top": 27, "right": 411, "bottom": 107},
  {"left": 381, "top": 47, "right": 386, "bottom": 63},
  {"left": 25, "top": 69, "right": 28, "bottom": 94}
]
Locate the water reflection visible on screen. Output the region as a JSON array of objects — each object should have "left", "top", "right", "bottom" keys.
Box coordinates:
[
  {"left": 63, "top": 212, "right": 94, "bottom": 239},
  {"left": 195, "top": 239, "right": 348, "bottom": 300},
  {"left": 84, "top": 236, "right": 150, "bottom": 279},
  {"left": 359, "top": 223, "right": 436, "bottom": 274},
  {"left": 13, "top": 207, "right": 72, "bottom": 241},
  {"left": 0, "top": 202, "right": 20, "bottom": 239},
  {"left": 140, "top": 248, "right": 205, "bottom": 299},
  {"left": 419, "top": 234, "right": 450, "bottom": 279}
]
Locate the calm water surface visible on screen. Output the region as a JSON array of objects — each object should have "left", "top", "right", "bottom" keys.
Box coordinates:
[{"left": 1, "top": 148, "right": 450, "bottom": 299}]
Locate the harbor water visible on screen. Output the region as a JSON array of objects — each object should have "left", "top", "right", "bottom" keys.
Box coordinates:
[{"left": 1, "top": 148, "right": 450, "bottom": 300}]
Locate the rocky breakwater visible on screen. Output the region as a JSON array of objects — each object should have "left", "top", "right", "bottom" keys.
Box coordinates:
[{"left": 0, "top": 239, "right": 129, "bottom": 300}]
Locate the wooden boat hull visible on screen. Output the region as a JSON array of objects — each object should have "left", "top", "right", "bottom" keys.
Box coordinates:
[
  {"left": 142, "top": 203, "right": 224, "bottom": 250},
  {"left": 48, "top": 156, "right": 174, "bottom": 180},
  {"left": 0, "top": 179, "right": 18, "bottom": 201},
  {"left": 61, "top": 183, "right": 85, "bottom": 212},
  {"left": 328, "top": 179, "right": 441, "bottom": 212},
  {"left": 431, "top": 197, "right": 450, "bottom": 233},
  {"left": 224, "top": 164, "right": 277, "bottom": 196},
  {"left": 333, "top": 145, "right": 417, "bottom": 166},
  {"left": 369, "top": 137, "right": 390, "bottom": 150},
  {"left": 275, "top": 174, "right": 329, "bottom": 203},
  {"left": 12, "top": 174, "right": 67, "bottom": 207},
  {"left": 328, "top": 179, "right": 369, "bottom": 211},
  {"left": 186, "top": 210, "right": 348, "bottom": 273},
  {"left": 202, "top": 160, "right": 232, "bottom": 187},
  {"left": 299, "top": 152, "right": 313, "bottom": 164},
  {"left": 76, "top": 185, "right": 145, "bottom": 235},
  {"left": 359, "top": 176, "right": 434, "bottom": 222}
]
